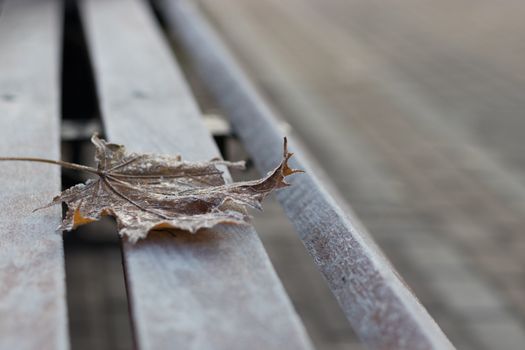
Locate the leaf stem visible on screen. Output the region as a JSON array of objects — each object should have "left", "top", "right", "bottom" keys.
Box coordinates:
[{"left": 0, "top": 157, "right": 100, "bottom": 175}]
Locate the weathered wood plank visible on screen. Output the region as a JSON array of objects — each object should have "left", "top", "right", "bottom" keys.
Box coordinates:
[
  {"left": 79, "top": 0, "right": 313, "bottom": 349},
  {"left": 158, "top": 1, "right": 455, "bottom": 349},
  {"left": 0, "top": 1, "right": 68, "bottom": 349}
]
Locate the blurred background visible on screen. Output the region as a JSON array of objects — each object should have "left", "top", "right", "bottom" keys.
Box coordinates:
[{"left": 62, "top": 0, "right": 525, "bottom": 349}]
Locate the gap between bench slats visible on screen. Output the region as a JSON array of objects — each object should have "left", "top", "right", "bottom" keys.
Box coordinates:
[
  {"left": 0, "top": 0, "right": 68, "bottom": 349},
  {"left": 157, "top": 1, "right": 456, "bottom": 349},
  {"left": 78, "top": 0, "right": 313, "bottom": 349}
]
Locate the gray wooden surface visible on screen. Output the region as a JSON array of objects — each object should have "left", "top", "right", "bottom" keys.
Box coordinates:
[
  {"left": 159, "top": 1, "right": 455, "bottom": 349},
  {"left": 0, "top": 0, "right": 68, "bottom": 349},
  {"left": 186, "top": 0, "right": 525, "bottom": 349},
  {"left": 79, "top": 0, "right": 313, "bottom": 349}
]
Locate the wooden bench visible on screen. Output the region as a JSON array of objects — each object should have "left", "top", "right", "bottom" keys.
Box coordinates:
[{"left": 0, "top": 0, "right": 454, "bottom": 349}]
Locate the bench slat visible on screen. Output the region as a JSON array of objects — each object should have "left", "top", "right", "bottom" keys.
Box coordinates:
[
  {"left": 0, "top": 1, "right": 68, "bottom": 349},
  {"left": 79, "top": 0, "right": 313, "bottom": 349},
  {"left": 158, "top": 1, "right": 455, "bottom": 349}
]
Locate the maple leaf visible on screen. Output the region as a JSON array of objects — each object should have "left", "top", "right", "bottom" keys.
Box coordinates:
[{"left": 0, "top": 134, "right": 302, "bottom": 242}]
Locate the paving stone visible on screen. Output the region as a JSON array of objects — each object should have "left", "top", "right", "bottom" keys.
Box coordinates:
[
  {"left": 466, "top": 322, "right": 525, "bottom": 350},
  {"left": 426, "top": 278, "right": 513, "bottom": 321}
]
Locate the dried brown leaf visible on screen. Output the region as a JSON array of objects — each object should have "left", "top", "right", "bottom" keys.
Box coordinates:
[{"left": 35, "top": 134, "right": 302, "bottom": 242}]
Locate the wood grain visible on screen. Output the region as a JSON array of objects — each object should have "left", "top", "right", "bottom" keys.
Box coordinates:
[
  {"left": 158, "top": 1, "right": 455, "bottom": 349},
  {"left": 79, "top": 0, "right": 313, "bottom": 349},
  {"left": 0, "top": 1, "right": 68, "bottom": 349}
]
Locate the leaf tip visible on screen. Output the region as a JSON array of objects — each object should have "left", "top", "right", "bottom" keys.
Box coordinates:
[{"left": 281, "top": 137, "right": 304, "bottom": 177}]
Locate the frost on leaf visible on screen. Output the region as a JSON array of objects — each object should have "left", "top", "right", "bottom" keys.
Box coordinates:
[{"left": 39, "top": 134, "right": 302, "bottom": 243}]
